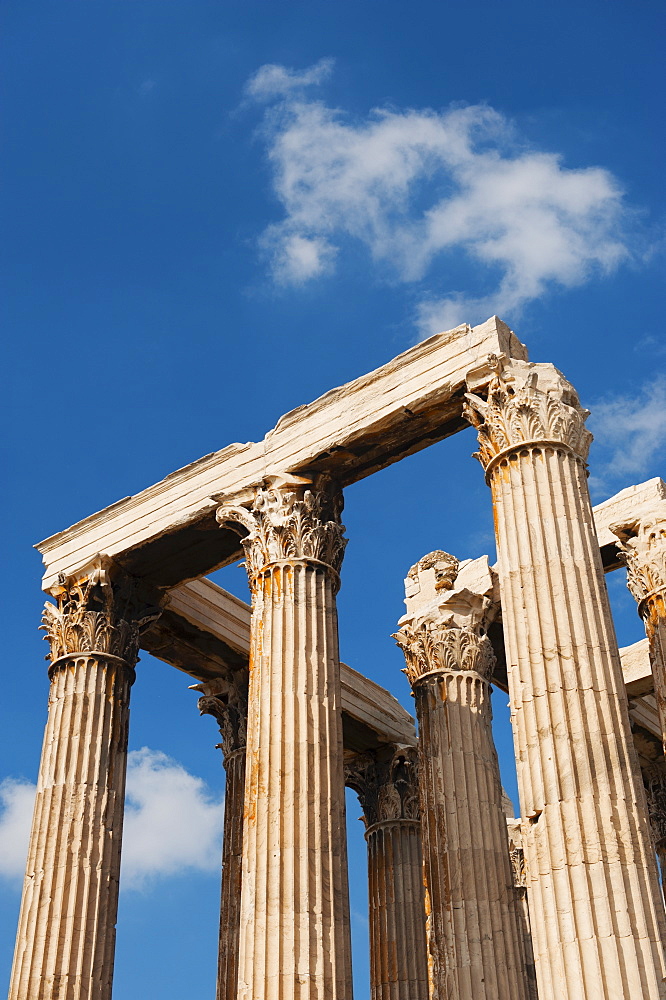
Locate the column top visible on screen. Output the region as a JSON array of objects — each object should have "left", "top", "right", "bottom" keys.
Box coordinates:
[
  {"left": 217, "top": 473, "right": 347, "bottom": 587},
  {"left": 610, "top": 499, "right": 666, "bottom": 607},
  {"left": 393, "top": 552, "right": 498, "bottom": 683},
  {"left": 464, "top": 356, "right": 593, "bottom": 473}
]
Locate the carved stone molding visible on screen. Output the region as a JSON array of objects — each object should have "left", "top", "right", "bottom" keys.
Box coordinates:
[
  {"left": 643, "top": 762, "right": 666, "bottom": 851},
  {"left": 195, "top": 675, "right": 249, "bottom": 758},
  {"left": 40, "top": 561, "right": 161, "bottom": 670},
  {"left": 394, "top": 551, "right": 497, "bottom": 685},
  {"left": 394, "top": 620, "right": 496, "bottom": 685},
  {"left": 506, "top": 818, "right": 527, "bottom": 892},
  {"left": 345, "top": 745, "right": 420, "bottom": 828},
  {"left": 217, "top": 473, "right": 347, "bottom": 592},
  {"left": 464, "top": 356, "right": 592, "bottom": 475},
  {"left": 611, "top": 512, "right": 666, "bottom": 612}
]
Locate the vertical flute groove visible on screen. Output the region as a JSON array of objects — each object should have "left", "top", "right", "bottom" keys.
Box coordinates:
[
  {"left": 464, "top": 359, "right": 666, "bottom": 1000},
  {"left": 395, "top": 549, "right": 531, "bottom": 1000},
  {"left": 9, "top": 654, "right": 133, "bottom": 1000},
  {"left": 346, "top": 747, "right": 428, "bottom": 1000},
  {"left": 220, "top": 476, "right": 352, "bottom": 1000}
]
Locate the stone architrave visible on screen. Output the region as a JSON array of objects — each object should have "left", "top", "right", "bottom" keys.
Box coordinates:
[
  {"left": 345, "top": 745, "right": 428, "bottom": 1000},
  {"left": 464, "top": 357, "right": 666, "bottom": 1000},
  {"left": 217, "top": 473, "right": 353, "bottom": 1000},
  {"left": 394, "top": 552, "right": 529, "bottom": 1000},
  {"left": 8, "top": 561, "right": 160, "bottom": 1000},
  {"left": 611, "top": 506, "right": 666, "bottom": 753},
  {"left": 194, "top": 674, "right": 249, "bottom": 1000}
]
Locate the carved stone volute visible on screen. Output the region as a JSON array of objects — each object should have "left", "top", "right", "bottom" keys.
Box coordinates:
[
  {"left": 216, "top": 473, "right": 347, "bottom": 593},
  {"left": 464, "top": 356, "right": 592, "bottom": 476},
  {"left": 394, "top": 551, "right": 498, "bottom": 685},
  {"left": 40, "top": 559, "right": 161, "bottom": 672},
  {"left": 345, "top": 745, "right": 420, "bottom": 829},
  {"left": 611, "top": 511, "right": 666, "bottom": 613},
  {"left": 395, "top": 620, "right": 496, "bottom": 685},
  {"left": 193, "top": 674, "right": 249, "bottom": 758}
]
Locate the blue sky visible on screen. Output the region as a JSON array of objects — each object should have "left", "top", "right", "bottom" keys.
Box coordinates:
[{"left": 1, "top": 2, "right": 664, "bottom": 996}]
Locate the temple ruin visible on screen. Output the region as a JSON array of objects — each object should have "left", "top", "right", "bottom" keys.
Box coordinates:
[{"left": 9, "top": 316, "right": 666, "bottom": 999}]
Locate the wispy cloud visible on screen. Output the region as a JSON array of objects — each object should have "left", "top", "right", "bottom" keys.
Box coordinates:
[
  {"left": 245, "top": 57, "right": 334, "bottom": 102},
  {"left": 0, "top": 749, "right": 224, "bottom": 891},
  {"left": 245, "top": 61, "right": 633, "bottom": 335},
  {"left": 0, "top": 779, "right": 35, "bottom": 880},
  {"left": 589, "top": 376, "right": 666, "bottom": 495}
]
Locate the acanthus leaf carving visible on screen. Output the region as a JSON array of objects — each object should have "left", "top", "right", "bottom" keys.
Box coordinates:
[
  {"left": 394, "top": 550, "right": 497, "bottom": 685},
  {"left": 463, "top": 356, "right": 592, "bottom": 473},
  {"left": 217, "top": 474, "right": 347, "bottom": 592},
  {"left": 40, "top": 564, "right": 161, "bottom": 667},
  {"left": 345, "top": 745, "right": 420, "bottom": 828},
  {"left": 611, "top": 512, "right": 666, "bottom": 610},
  {"left": 195, "top": 673, "right": 249, "bottom": 758},
  {"left": 394, "top": 619, "right": 496, "bottom": 685}
]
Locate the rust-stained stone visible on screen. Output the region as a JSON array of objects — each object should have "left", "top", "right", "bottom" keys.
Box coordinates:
[{"left": 466, "top": 358, "right": 666, "bottom": 1000}]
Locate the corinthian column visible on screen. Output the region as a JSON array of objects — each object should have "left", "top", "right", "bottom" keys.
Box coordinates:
[
  {"left": 9, "top": 560, "right": 159, "bottom": 1000},
  {"left": 611, "top": 507, "right": 666, "bottom": 753},
  {"left": 464, "top": 357, "right": 666, "bottom": 1000},
  {"left": 195, "top": 673, "right": 249, "bottom": 1000},
  {"left": 217, "top": 474, "right": 353, "bottom": 1000},
  {"left": 394, "top": 552, "right": 529, "bottom": 1000},
  {"left": 643, "top": 762, "right": 666, "bottom": 896},
  {"left": 345, "top": 745, "right": 428, "bottom": 1000}
]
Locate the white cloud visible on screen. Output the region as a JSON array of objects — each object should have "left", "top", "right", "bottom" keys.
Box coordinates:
[
  {"left": 0, "top": 779, "right": 35, "bottom": 881},
  {"left": 262, "top": 231, "right": 337, "bottom": 284},
  {"left": 589, "top": 377, "right": 666, "bottom": 494},
  {"left": 247, "top": 63, "right": 631, "bottom": 335},
  {"left": 245, "top": 58, "right": 334, "bottom": 101},
  {"left": 121, "top": 747, "right": 223, "bottom": 889},
  {"left": 0, "top": 749, "right": 224, "bottom": 891}
]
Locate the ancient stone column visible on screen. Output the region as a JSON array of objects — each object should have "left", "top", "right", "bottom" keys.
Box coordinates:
[
  {"left": 643, "top": 762, "right": 666, "bottom": 897},
  {"left": 196, "top": 673, "right": 249, "bottom": 1000},
  {"left": 394, "top": 552, "right": 529, "bottom": 1000},
  {"left": 505, "top": 818, "right": 538, "bottom": 1000},
  {"left": 464, "top": 357, "right": 666, "bottom": 1000},
  {"left": 345, "top": 745, "right": 428, "bottom": 1000},
  {"left": 611, "top": 507, "right": 666, "bottom": 753},
  {"left": 217, "top": 473, "right": 353, "bottom": 1000},
  {"left": 9, "top": 561, "right": 159, "bottom": 1000}
]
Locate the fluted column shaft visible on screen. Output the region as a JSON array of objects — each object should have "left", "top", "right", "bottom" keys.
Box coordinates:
[
  {"left": 218, "top": 475, "right": 353, "bottom": 1000},
  {"left": 346, "top": 747, "right": 428, "bottom": 1000},
  {"left": 644, "top": 763, "right": 666, "bottom": 898},
  {"left": 9, "top": 565, "right": 156, "bottom": 1000},
  {"left": 366, "top": 820, "right": 427, "bottom": 1000},
  {"left": 219, "top": 746, "right": 246, "bottom": 1000},
  {"left": 395, "top": 551, "right": 529, "bottom": 1000},
  {"left": 465, "top": 359, "right": 666, "bottom": 1000},
  {"left": 414, "top": 671, "right": 528, "bottom": 1000},
  {"left": 197, "top": 678, "right": 249, "bottom": 1000}
]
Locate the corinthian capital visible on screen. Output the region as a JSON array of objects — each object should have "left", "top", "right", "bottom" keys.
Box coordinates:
[
  {"left": 40, "top": 558, "right": 161, "bottom": 669},
  {"left": 610, "top": 506, "right": 666, "bottom": 609},
  {"left": 464, "top": 356, "right": 592, "bottom": 473},
  {"left": 192, "top": 674, "right": 248, "bottom": 758},
  {"left": 393, "top": 551, "right": 498, "bottom": 685},
  {"left": 345, "top": 745, "right": 420, "bottom": 828},
  {"left": 217, "top": 473, "right": 347, "bottom": 589}
]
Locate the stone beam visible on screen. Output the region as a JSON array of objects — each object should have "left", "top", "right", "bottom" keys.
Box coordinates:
[
  {"left": 36, "top": 318, "right": 527, "bottom": 592},
  {"left": 593, "top": 478, "right": 666, "bottom": 572},
  {"left": 142, "top": 578, "right": 416, "bottom": 752}
]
